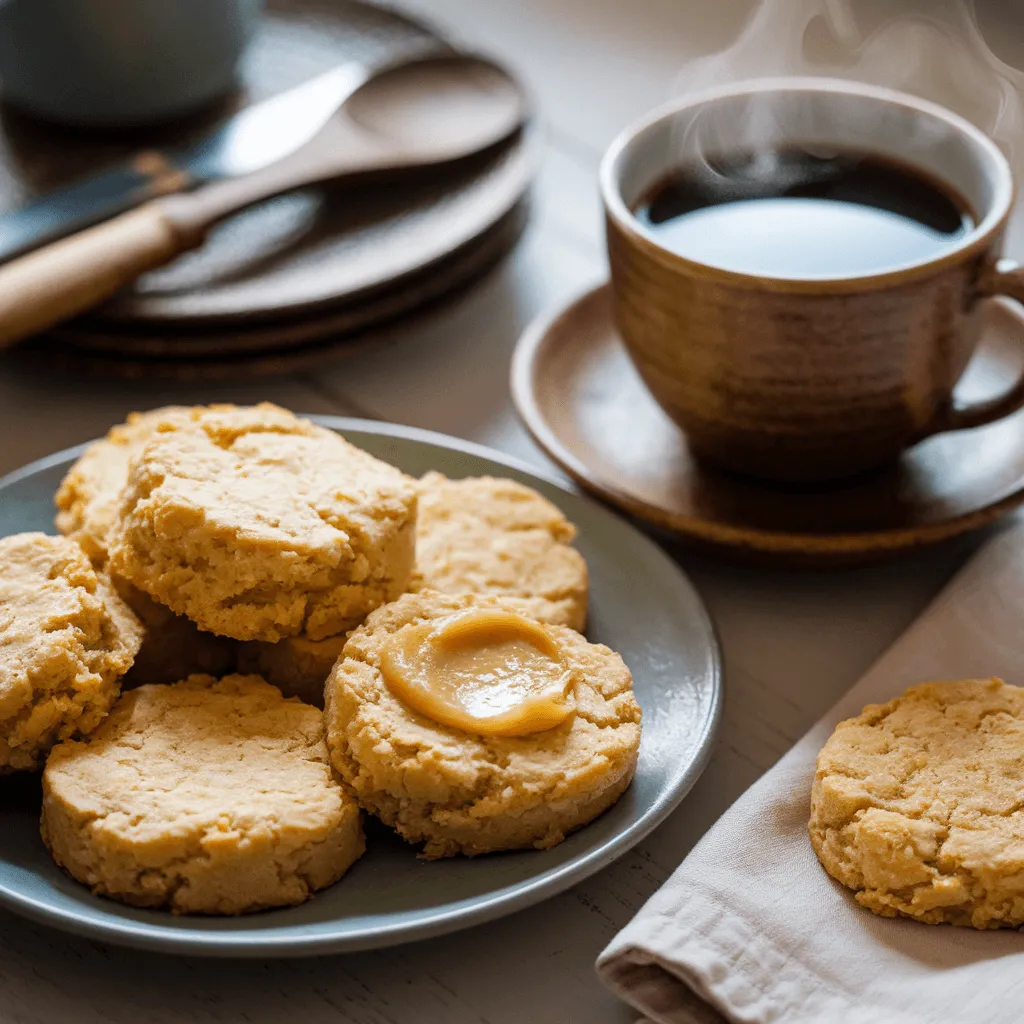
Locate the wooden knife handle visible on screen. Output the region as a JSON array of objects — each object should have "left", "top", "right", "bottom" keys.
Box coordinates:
[{"left": 0, "top": 201, "right": 201, "bottom": 349}]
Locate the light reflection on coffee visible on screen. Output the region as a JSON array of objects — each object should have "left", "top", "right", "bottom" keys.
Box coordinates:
[{"left": 632, "top": 148, "right": 975, "bottom": 278}]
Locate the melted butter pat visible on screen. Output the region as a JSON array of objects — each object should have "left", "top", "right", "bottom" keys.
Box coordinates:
[{"left": 379, "top": 609, "right": 574, "bottom": 736}]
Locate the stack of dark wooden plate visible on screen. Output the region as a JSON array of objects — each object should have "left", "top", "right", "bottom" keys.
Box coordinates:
[{"left": 0, "top": 0, "right": 534, "bottom": 378}]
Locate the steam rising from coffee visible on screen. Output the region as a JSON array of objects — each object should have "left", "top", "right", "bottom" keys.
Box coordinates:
[{"left": 669, "top": 0, "right": 1024, "bottom": 250}]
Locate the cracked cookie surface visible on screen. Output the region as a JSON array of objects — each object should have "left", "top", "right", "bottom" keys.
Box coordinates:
[
  {"left": 237, "top": 474, "right": 589, "bottom": 707},
  {"left": 0, "top": 532, "right": 142, "bottom": 772},
  {"left": 55, "top": 406, "right": 238, "bottom": 683},
  {"left": 107, "top": 403, "right": 417, "bottom": 642},
  {"left": 55, "top": 405, "right": 198, "bottom": 566},
  {"left": 42, "top": 673, "right": 364, "bottom": 914},
  {"left": 324, "top": 591, "right": 640, "bottom": 858},
  {"left": 810, "top": 678, "right": 1024, "bottom": 929},
  {"left": 410, "top": 473, "right": 588, "bottom": 631}
]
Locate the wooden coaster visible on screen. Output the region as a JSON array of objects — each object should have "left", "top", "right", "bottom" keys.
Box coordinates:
[
  {"left": 512, "top": 283, "right": 1024, "bottom": 568},
  {"left": 0, "top": 0, "right": 534, "bottom": 329}
]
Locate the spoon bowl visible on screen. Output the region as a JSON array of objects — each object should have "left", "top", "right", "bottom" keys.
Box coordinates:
[
  {"left": 173, "top": 53, "right": 529, "bottom": 234},
  {"left": 342, "top": 55, "right": 528, "bottom": 164}
]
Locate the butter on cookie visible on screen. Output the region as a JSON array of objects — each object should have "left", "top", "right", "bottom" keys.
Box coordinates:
[
  {"left": 379, "top": 607, "right": 575, "bottom": 737},
  {"left": 325, "top": 591, "right": 640, "bottom": 858}
]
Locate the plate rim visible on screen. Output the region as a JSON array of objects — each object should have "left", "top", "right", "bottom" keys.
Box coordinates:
[
  {"left": 0, "top": 416, "right": 723, "bottom": 957},
  {"left": 89, "top": 130, "right": 540, "bottom": 328},
  {"left": 511, "top": 281, "right": 1024, "bottom": 560},
  {"left": 48, "top": 204, "right": 528, "bottom": 361}
]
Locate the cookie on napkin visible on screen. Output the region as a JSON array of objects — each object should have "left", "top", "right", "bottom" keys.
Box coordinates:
[{"left": 811, "top": 677, "right": 1024, "bottom": 929}]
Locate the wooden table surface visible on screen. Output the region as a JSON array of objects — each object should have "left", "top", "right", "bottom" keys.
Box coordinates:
[{"left": 1, "top": 2, "right": 1023, "bottom": 1021}]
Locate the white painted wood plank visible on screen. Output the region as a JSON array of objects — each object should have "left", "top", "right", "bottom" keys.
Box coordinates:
[
  {"left": 532, "top": 144, "right": 604, "bottom": 253},
  {"left": 310, "top": 209, "right": 605, "bottom": 459},
  {"left": 0, "top": 907, "right": 635, "bottom": 1024},
  {"left": 400, "top": 0, "right": 758, "bottom": 154},
  {"left": 400, "top": 0, "right": 1024, "bottom": 162}
]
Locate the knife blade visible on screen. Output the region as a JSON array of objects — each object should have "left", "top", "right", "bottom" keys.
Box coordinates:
[{"left": 0, "top": 63, "right": 373, "bottom": 264}]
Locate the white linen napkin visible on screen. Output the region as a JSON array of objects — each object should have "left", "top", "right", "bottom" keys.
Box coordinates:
[{"left": 597, "top": 521, "right": 1024, "bottom": 1024}]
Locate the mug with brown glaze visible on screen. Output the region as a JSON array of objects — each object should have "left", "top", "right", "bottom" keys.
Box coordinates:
[{"left": 601, "top": 78, "right": 1024, "bottom": 483}]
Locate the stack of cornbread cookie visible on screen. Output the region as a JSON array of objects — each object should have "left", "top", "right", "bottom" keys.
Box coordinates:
[{"left": 0, "top": 404, "right": 641, "bottom": 915}]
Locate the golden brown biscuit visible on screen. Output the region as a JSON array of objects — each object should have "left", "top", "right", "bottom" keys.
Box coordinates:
[
  {"left": 54, "top": 406, "right": 237, "bottom": 683},
  {"left": 324, "top": 591, "right": 641, "bottom": 858},
  {"left": 55, "top": 406, "right": 197, "bottom": 565},
  {"left": 236, "top": 635, "right": 347, "bottom": 707},
  {"left": 42, "top": 674, "right": 365, "bottom": 914},
  {"left": 108, "top": 403, "right": 417, "bottom": 642},
  {"left": 810, "top": 678, "right": 1024, "bottom": 929},
  {"left": 242, "top": 474, "right": 590, "bottom": 705},
  {"left": 118, "top": 583, "right": 235, "bottom": 687},
  {"left": 411, "top": 473, "right": 588, "bottom": 631},
  {"left": 0, "top": 533, "right": 142, "bottom": 772}
]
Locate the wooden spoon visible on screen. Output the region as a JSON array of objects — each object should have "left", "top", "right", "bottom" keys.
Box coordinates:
[{"left": 0, "top": 54, "right": 527, "bottom": 349}]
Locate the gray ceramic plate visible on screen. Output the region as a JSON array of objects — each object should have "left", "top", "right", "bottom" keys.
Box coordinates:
[{"left": 0, "top": 418, "right": 721, "bottom": 957}]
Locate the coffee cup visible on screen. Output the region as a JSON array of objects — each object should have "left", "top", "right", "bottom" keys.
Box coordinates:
[
  {"left": 601, "top": 78, "right": 1024, "bottom": 483},
  {"left": 0, "top": 0, "right": 262, "bottom": 128}
]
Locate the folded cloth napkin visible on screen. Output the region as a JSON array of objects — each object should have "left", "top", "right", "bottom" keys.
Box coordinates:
[{"left": 598, "top": 521, "right": 1024, "bottom": 1024}]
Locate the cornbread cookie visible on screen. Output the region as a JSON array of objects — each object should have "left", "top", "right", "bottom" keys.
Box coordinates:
[
  {"left": 411, "top": 473, "right": 588, "bottom": 631},
  {"left": 108, "top": 403, "right": 417, "bottom": 642},
  {"left": 241, "top": 473, "right": 590, "bottom": 706},
  {"left": 324, "top": 591, "right": 641, "bottom": 858},
  {"left": 120, "top": 584, "right": 235, "bottom": 687},
  {"left": 55, "top": 406, "right": 197, "bottom": 565},
  {"left": 54, "top": 406, "right": 238, "bottom": 684},
  {"left": 810, "top": 678, "right": 1024, "bottom": 929},
  {"left": 0, "top": 533, "right": 142, "bottom": 772},
  {"left": 42, "top": 674, "right": 365, "bottom": 914},
  {"left": 236, "top": 635, "right": 347, "bottom": 707}
]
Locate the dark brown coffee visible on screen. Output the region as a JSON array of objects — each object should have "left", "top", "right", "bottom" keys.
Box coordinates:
[{"left": 632, "top": 148, "right": 974, "bottom": 278}]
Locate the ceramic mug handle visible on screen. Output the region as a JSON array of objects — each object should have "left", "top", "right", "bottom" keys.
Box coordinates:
[{"left": 938, "top": 258, "right": 1024, "bottom": 431}]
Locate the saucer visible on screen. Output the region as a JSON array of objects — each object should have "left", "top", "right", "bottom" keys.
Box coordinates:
[{"left": 511, "top": 283, "right": 1024, "bottom": 567}]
